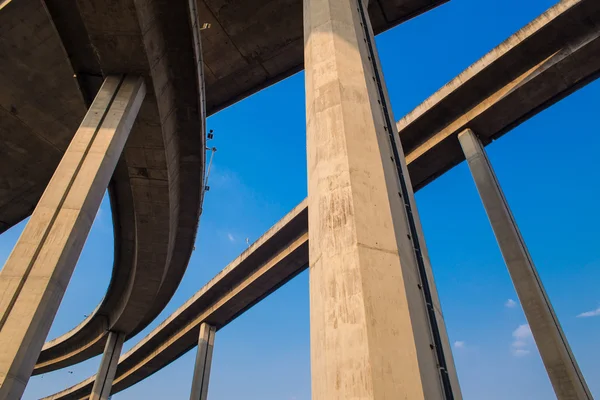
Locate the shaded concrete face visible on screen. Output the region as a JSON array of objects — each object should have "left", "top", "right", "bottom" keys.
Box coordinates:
[
  {"left": 304, "top": 0, "right": 458, "bottom": 398},
  {"left": 458, "top": 129, "right": 592, "bottom": 400},
  {"left": 90, "top": 331, "right": 125, "bottom": 400},
  {"left": 0, "top": 76, "right": 146, "bottom": 400},
  {"left": 190, "top": 323, "right": 216, "bottom": 400}
]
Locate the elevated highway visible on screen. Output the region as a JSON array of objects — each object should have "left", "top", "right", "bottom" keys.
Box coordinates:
[
  {"left": 0, "top": 0, "right": 207, "bottom": 377},
  {"left": 41, "top": 0, "right": 600, "bottom": 396},
  {"left": 400, "top": 0, "right": 600, "bottom": 189},
  {"left": 0, "top": 0, "right": 450, "bottom": 380}
]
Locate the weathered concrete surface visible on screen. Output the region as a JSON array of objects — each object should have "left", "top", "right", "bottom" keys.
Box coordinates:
[
  {"left": 41, "top": 201, "right": 309, "bottom": 400},
  {"left": 0, "top": 0, "right": 208, "bottom": 375},
  {"left": 38, "top": 0, "right": 600, "bottom": 393},
  {"left": 0, "top": 75, "right": 146, "bottom": 400},
  {"left": 0, "top": 0, "right": 445, "bottom": 236},
  {"left": 189, "top": 323, "right": 215, "bottom": 400},
  {"left": 398, "top": 0, "right": 600, "bottom": 190},
  {"left": 90, "top": 331, "right": 125, "bottom": 400},
  {"left": 0, "top": 0, "right": 439, "bottom": 375},
  {"left": 4, "top": 0, "right": 600, "bottom": 392},
  {"left": 458, "top": 129, "right": 592, "bottom": 400},
  {"left": 304, "top": 0, "right": 458, "bottom": 397}
]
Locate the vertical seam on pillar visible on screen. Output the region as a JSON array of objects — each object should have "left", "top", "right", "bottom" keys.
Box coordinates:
[{"left": 0, "top": 76, "right": 125, "bottom": 332}]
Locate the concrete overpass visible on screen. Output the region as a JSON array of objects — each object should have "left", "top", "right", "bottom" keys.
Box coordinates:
[
  {"left": 1, "top": 0, "right": 598, "bottom": 398},
  {"left": 42, "top": 201, "right": 310, "bottom": 399},
  {"left": 0, "top": 0, "right": 450, "bottom": 380},
  {"left": 38, "top": 0, "right": 600, "bottom": 396}
]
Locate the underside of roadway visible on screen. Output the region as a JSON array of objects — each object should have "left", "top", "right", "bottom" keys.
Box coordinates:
[
  {"left": 41, "top": 0, "right": 600, "bottom": 397},
  {"left": 0, "top": 0, "right": 449, "bottom": 378}
]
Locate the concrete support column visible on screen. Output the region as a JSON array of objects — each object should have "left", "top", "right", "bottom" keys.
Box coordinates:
[
  {"left": 190, "top": 323, "right": 216, "bottom": 400},
  {"left": 0, "top": 75, "right": 146, "bottom": 400},
  {"left": 304, "top": 0, "right": 460, "bottom": 398},
  {"left": 90, "top": 331, "right": 125, "bottom": 400},
  {"left": 458, "top": 128, "right": 592, "bottom": 400}
]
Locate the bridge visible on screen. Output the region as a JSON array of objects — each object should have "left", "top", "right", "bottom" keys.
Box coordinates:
[{"left": 0, "top": 0, "right": 597, "bottom": 399}]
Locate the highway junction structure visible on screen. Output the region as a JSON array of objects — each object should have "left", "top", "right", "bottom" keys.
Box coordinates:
[{"left": 0, "top": 0, "right": 598, "bottom": 399}]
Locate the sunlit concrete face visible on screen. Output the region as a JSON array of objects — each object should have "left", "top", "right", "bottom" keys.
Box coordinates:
[
  {"left": 0, "top": 76, "right": 146, "bottom": 400},
  {"left": 303, "top": 0, "right": 459, "bottom": 398}
]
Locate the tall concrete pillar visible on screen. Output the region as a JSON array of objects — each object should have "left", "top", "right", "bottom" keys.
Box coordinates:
[
  {"left": 304, "top": 0, "right": 460, "bottom": 398},
  {"left": 90, "top": 331, "right": 125, "bottom": 400},
  {"left": 0, "top": 75, "right": 146, "bottom": 400},
  {"left": 190, "top": 323, "right": 216, "bottom": 400},
  {"left": 458, "top": 128, "right": 592, "bottom": 400}
]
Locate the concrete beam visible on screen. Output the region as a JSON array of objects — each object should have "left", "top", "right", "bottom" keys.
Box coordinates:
[
  {"left": 458, "top": 128, "right": 592, "bottom": 400},
  {"left": 90, "top": 331, "right": 125, "bottom": 400},
  {"left": 303, "top": 0, "right": 459, "bottom": 398},
  {"left": 398, "top": 0, "right": 600, "bottom": 190},
  {"left": 31, "top": 0, "right": 208, "bottom": 375},
  {"left": 41, "top": 201, "right": 309, "bottom": 399},
  {"left": 0, "top": 75, "right": 146, "bottom": 400},
  {"left": 189, "top": 323, "right": 215, "bottom": 400}
]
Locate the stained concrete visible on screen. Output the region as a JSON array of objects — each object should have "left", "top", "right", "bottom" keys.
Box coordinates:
[
  {"left": 0, "top": 0, "right": 436, "bottom": 376},
  {"left": 0, "top": 75, "right": 146, "bottom": 400},
  {"left": 458, "top": 129, "right": 592, "bottom": 400},
  {"left": 36, "top": 0, "right": 600, "bottom": 393},
  {"left": 3, "top": 0, "right": 600, "bottom": 394},
  {"left": 303, "top": 0, "right": 459, "bottom": 398}
]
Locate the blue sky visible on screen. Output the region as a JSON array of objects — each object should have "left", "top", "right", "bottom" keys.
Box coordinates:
[{"left": 2, "top": 0, "right": 598, "bottom": 398}]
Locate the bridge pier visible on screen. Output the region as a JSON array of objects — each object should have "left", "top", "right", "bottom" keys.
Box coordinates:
[
  {"left": 190, "top": 323, "right": 216, "bottom": 400},
  {"left": 303, "top": 0, "right": 460, "bottom": 398},
  {"left": 0, "top": 75, "right": 146, "bottom": 400},
  {"left": 458, "top": 128, "right": 592, "bottom": 400},
  {"left": 90, "top": 331, "right": 125, "bottom": 400}
]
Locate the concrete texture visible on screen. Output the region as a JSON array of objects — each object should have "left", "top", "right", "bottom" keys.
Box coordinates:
[
  {"left": 0, "top": 0, "right": 437, "bottom": 376},
  {"left": 0, "top": 0, "right": 444, "bottom": 236},
  {"left": 3, "top": 0, "right": 600, "bottom": 396},
  {"left": 2, "top": 0, "right": 208, "bottom": 375},
  {"left": 0, "top": 75, "right": 146, "bottom": 400},
  {"left": 41, "top": 201, "right": 309, "bottom": 399},
  {"left": 397, "top": 0, "right": 600, "bottom": 190},
  {"left": 37, "top": 0, "right": 600, "bottom": 394},
  {"left": 458, "top": 129, "right": 592, "bottom": 400},
  {"left": 190, "top": 323, "right": 216, "bottom": 400},
  {"left": 303, "top": 0, "right": 459, "bottom": 398},
  {"left": 90, "top": 331, "right": 125, "bottom": 400}
]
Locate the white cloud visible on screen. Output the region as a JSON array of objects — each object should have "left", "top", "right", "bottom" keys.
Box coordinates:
[
  {"left": 511, "top": 324, "right": 533, "bottom": 357},
  {"left": 577, "top": 306, "right": 600, "bottom": 318},
  {"left": 453, "top": 341, "right": 465, "bottom": 349},
  {"left": 505, "top": 299, "right": 517, "bottom": 308},
  {"left": 227, "top": 233, "right": 235, "bottom": 242},
  {"left": 513, "top": 324, "right": 531, "bottom": 339}
]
